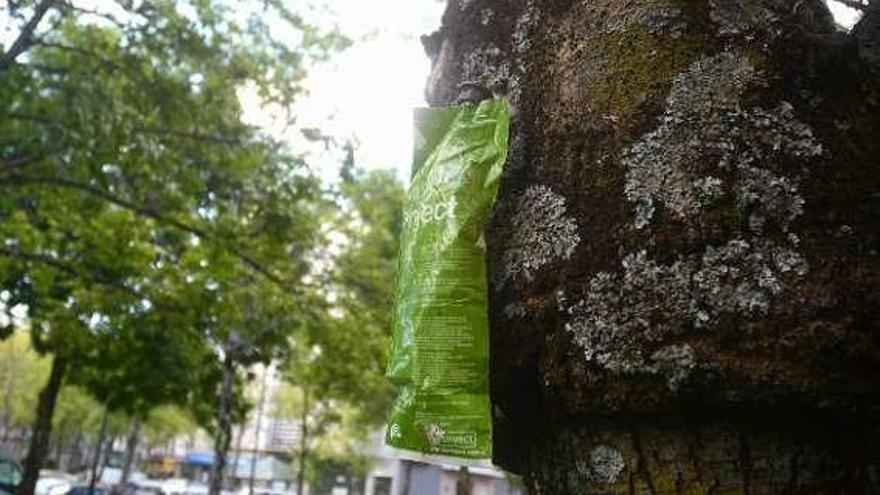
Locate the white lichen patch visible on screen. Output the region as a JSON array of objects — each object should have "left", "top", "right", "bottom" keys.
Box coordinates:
[
  {"left": 562, "top": 238, "right": 808, "bottom": 382},
  {"left": 623, "top": 52, "right": 822, "bottom": 232},
  {"left": 496, "top": 185, "right": 580, "bottom": 288},
  {"left": 564, "top": 51, "right": 822, "bottom": 386},
  {"left": 508, "top": 0, "right": 539, "bottom": 104},
  {"left": 479, "top": 8, "right": 494, "bottom": 26},
  {"left": 461, "top": 43, "right": 510, "bottom": 94},
  {"left": 589, "top": 445, "right": 625, "bottom": 484},
  {"left": 560, "top": 252, "right": 694, "bottom": 373}
]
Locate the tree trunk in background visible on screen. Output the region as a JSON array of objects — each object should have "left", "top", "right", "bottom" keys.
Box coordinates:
[
  {"left": 426, "top": 0, "right": 880, "bottom": 493},
  {"left": 69, "top": 434, "right": 84, "bottom": 472},
  {"left": 232, "top": 422, "right": 246, "bottom": 487},
  {"left": 18, "top": 355, "right": 67, "bottom": 495},
  {"left": 248, "top": 369, "right": 269, "bottom": 495},
  {"left": 89, "top": 405, "right": 109, "bottom": 494},
  {"left": 120, "top": 419, "right": 142, "bottom": 486},
  {"left": 456, "top": 466, "right": 471, "bottom": 495},
  {"left": 295, "top": 387, "right": 309, "bottom": 495},
  {"left": 53, "top": 422, "right": 67, "bottom": 469},
  {"left": 209, "top": 354, "right": 235, "bottom": 495}
]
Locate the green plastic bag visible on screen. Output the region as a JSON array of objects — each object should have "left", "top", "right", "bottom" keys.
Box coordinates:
[{"left": 385, "top": 98, "right": 509, "bottom": 459}]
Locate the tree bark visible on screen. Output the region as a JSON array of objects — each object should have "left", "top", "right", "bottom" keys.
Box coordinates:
[
  {"left": 18, "top": 355, "right": 68, "bottom": 495},
  {"left": 426, "top": 0, "right": 880, "bottom": 493},
  {"left": 0, "top": 0, "right": 56, "bottom": 73}
]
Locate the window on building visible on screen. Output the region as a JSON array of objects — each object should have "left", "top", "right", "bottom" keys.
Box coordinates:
[{"left": 372, "top": 476, "right": 392, "bottom": 495}]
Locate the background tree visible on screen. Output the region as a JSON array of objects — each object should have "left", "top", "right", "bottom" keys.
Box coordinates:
[
  {"left": 277, "top": 167, "right": 403, "bottom": 494},
  {"left": 425, "top": 0, "right": 879, "bottom": 492},
  {"left": 0, "top": 2, "right": 344, "bottom": 494},
  {"left": 0, "top": 329, "right": 49, "bottom": 453}
]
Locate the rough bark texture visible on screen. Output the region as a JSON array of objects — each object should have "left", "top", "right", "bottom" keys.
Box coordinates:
[
  {"left": 425, "top": 0, "right": 880, "bottom": 493},
  {"left": 18, "top": 355, "right": 67, "bottom": 495}
]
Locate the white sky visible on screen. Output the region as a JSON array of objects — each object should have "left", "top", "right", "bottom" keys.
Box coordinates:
[{"left": 240, "top": 0, "right": 446, "bottom": 183}]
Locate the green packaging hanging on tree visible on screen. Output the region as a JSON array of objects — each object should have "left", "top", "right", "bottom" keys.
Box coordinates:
[{"left": 385, "top": 98, "right": 509, "bottom": 459}]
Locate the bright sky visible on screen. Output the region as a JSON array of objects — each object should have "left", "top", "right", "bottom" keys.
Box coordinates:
[{"left": 239, "top": 0, "right": 446, "bottom": 183}]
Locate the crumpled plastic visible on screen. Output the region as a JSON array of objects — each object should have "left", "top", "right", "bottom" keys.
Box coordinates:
[{"left": 385, "top": 98, "right": 509, "bottom": 459}]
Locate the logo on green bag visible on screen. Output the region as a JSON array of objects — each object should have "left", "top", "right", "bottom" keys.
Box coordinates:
[{"left": 404, "top": 197, "right": 457, "bottom": 230}]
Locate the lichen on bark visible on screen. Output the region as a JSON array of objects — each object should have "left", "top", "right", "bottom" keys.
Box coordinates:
[
  {"left": 560, "top": 50, "right": 822, "bottom": 388},
  {"left": 495, "top": 184, "right": 580, "bottom": 289}
]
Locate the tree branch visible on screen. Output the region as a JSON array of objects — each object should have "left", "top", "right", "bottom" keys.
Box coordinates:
[
  {"left": 0, "top": 0, "right": 57, "bottom": 73},
  {"left": 57, "top": 1, "right": 127, "bottom": 28},
  {"left": 0, "top": 245, "right": 138, "bottom": 300},
  {"left": 0, "top": 173, "right": 295, "bottom": 292},
  {"left": 133, "top": 126, "right": 247, "bottom": 146},
  {"left": 1, "top": 154, "right": 43, "bottom": 171},
  {"left": 31, "top": 41, "right": 129, "bottom": 73},
  {"left": 4, "top": 112, "right": 249, "bottom": 147}
]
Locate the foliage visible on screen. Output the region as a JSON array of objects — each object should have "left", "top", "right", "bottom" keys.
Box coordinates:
[
  {"left": 0, "top": 328, "right": 50, "bottom": 430},
  {"left": 2, "top": 2, "right": 407, "bottom": 488},
  {"left": 302, "top": 168, "right": 403, "bottom": 419},
  {"left": 142, "top": 405, "right": 199, "bottom": 449},
  {"left": 0, "top": 0, "right": 344, "bottom": 431},
  {"left": 276, "top": 168, "right": 404, "bottom": 477}
]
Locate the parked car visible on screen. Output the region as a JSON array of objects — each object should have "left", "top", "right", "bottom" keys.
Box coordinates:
[
  {"left": 0, "top": 453, "right": 22, "bottom": 495},
  {"left": 127, "top": 479, "right": 167, "bottom": 495},
  {"left": 66, "top": 485, "right": 109, "bottom": 495},
  {"left": 155, "top": 478, "right": 187, "bottom": 495},
  {"left": 36, "top": 470, "right": 78, "bottom": 495}
]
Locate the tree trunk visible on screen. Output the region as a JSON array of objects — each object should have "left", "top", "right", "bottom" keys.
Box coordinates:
[
  {"left": 209, "top": 353, "right": 235, "bottom": 495},
  {"left": 120, "top": 419, "right": 141, "bottom": 486},
  {"left": 426, "top": 0, "right": 880, "bottom": 493},
  {"left": 53, "top": 421, "right": 67, "bottom": 470},
  {"left": 456, "top": 466, "right": 471, "bottom": 495},
  {"left": 89, "top": 405, "right": 109, "bottom": 494},
  {"left": 70, "top": 433, "right": 84, "bottom": 472},
  {"left": 295, "top": 387, "right": 309, "bottom": 495},
  {"left": 231, "top": 422, "right": 245, "bottom": 490},
  {"left": 18, "top": 355, "right": 67, "bottom": 495},
  {"left": 248, "top": 368, "right": 269, "bottom": 495}
]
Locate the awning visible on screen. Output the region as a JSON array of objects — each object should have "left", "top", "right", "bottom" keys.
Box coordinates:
[{"left": 182, "top": 451, "right": 215, "bottom": 467}]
